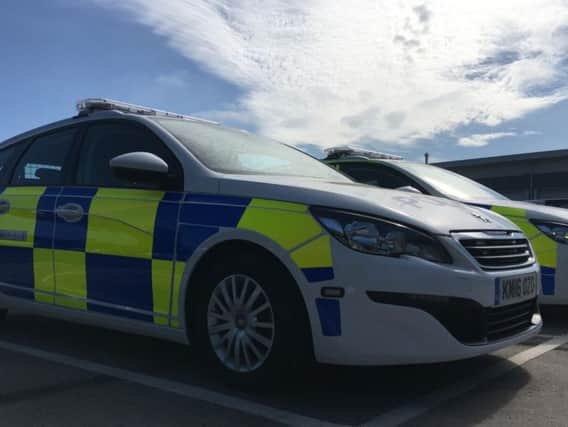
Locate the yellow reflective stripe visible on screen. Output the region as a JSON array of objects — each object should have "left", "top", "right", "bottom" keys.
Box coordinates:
[
  {"left": 171, "top": 261, "right": 185, "bottom": 328},
  {"left": 33, "top": 248, "right": 54, "bottom": 304},
  {"left": 86, "top": 190, "right": 163, "bottom": 259},
  {"left": 490, "top": 206, "right": 526, "bottom": 218},
  {"left": 530, "top": 234, "right": 558, "bottom": 267},
  {"left": 491, "top": 206, "right": 538, "bottom": 238},
  {"left": 54, "top": 250, "right": 87, "bottom": 310},
  {"left": 1, "top": 187, "right": 47, "bottom": 196},
  {"left": 0, "top": 186, "right": 45, "bottom": 248},
  {"left": 291, "top": 235, "right": 333, "bottom": 268},
  {"left": 152, "top": 259, "right": 174, "bottom": 326},
  {"left": 491, "top": 206, "right": 557, "bottom": 268},
  {"left": 238, "top": 199, "right": 322, "bottom": 250},
  {"left": 35, "top": 293, "right": 53, "bottom": 304},
  {"left": 515, "top": 218, "right": 557, "bottom": 266}
]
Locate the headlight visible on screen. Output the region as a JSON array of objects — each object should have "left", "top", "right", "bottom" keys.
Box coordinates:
[
  {"left": 531, "top": 220, "right": 568, "bottom": 244},
  {"left": 311, "top": 207, "right": 451, "bottom": 264}
]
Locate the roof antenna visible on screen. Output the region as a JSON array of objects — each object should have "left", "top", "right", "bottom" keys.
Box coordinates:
[{"left": 424, "top": 152, "right": 429, "bottom": 164}]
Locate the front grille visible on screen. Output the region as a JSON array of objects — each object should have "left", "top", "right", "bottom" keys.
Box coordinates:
[
  {"left": 458, "top": 233, "right": 533, "bottom": 270},
  {"left": 368, "top": 292, "right": 539, "bottom": 345},
  {"left": 486, "top": 298, "right": 536, "bottom": 341}
]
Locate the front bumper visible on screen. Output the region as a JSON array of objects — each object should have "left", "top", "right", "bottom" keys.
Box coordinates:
[
  {"left": 305, "top": 238, "right": 542, "bottom": 366},
  {"left": 367, "top": 293, "right": 539, "bottom": 344}
]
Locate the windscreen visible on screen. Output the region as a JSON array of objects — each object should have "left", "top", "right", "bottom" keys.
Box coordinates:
[
  {"left": 400, "top": 162, "right": 509, "bottom": 202},
  {"left": 155, "top": 118, "right": 349, "bottom": 181}
]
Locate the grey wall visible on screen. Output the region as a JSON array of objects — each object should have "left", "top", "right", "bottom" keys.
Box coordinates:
[{"left": 437, "top": 153, "right": 568, "bottom": 201}]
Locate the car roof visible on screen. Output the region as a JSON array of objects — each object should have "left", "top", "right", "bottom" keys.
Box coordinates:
[
  {"left": 0, "top": 110, "right": 205, "bottom": 150},
  {"left": 0, "top": 98, "right": 247, "bottom": 150}
]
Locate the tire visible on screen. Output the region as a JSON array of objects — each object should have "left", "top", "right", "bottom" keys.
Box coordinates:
[
  {"left": 0, "top": 309, "right": 7, "bottom": 321},
  {"left": 190, "top": 250, "right": 311, "bottom": 387}
]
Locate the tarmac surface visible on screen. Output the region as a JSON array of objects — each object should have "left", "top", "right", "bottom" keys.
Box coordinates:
[{"left": 0, "top": 306, "right": 566, "bottom": 427}]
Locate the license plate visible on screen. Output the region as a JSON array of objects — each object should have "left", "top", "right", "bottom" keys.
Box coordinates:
[{"left": 495, "top": 273, "right": 538, "bottom": 306}]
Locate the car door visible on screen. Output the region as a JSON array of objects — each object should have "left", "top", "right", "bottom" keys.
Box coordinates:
[
  {"left": 0, "top": 128, "right": 78, "bottom": 303},
  {"left": 52, "top": 120, "right": 184, "bottom": 325}
]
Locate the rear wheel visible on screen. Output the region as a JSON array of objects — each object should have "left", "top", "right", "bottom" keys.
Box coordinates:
[{"left": 191, "top": 250, "right": 311, "bottom": 387}]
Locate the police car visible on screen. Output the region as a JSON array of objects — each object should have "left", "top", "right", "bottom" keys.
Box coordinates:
[
  {"left": 326, "top": 146, "right": 568, "bottom": 306},
  {"left": 0, "top": 100, "right": 542, "bottom": 384}
]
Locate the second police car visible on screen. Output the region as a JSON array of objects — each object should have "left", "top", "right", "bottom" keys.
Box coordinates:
[
  {"left": 325, "top": 146, "right": 568, "bottom": 306},
  {"left": 0, "top": 100, "right": 542, "bottom": 384}
]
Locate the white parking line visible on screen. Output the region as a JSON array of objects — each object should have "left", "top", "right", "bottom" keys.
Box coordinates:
[
  {"left": 362, "top": 334, "right": 568, "bottom": 427},
  {"left": 0, "top": 340, "right": 344, "bottom": 427}
]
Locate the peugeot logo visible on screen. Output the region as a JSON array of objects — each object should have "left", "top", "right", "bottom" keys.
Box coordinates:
[{"left": 472, "top": 212, "right": 492, "bottom": 223}]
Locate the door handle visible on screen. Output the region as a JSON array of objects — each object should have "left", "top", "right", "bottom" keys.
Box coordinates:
[
  {"left": 0, "top": 199, "right": 10, "bottom": 215},
  {"left": 56, "top": 203, "right": 84, "bottom": 223}
]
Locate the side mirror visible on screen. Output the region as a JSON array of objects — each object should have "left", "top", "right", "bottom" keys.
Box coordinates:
[
  {"left": 396, "top": 185, "right": 423, "bottom": 194},
  {"left": 110, "top": 152, "right": 169, "bottom": 188}
]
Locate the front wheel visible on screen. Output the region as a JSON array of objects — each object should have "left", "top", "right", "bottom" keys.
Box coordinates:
[
  {"left": 207, "top": 273, "right": 276, "bottom": 374},
  {"left": 191, "top": 251, "right": 311, "bottom": 387}
]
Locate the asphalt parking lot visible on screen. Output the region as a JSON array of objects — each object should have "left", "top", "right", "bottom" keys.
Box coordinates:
[{"left": 0, "top": 308, "right": 567, "bottom": 427}]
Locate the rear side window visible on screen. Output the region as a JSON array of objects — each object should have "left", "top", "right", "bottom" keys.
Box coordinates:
[
  {"left": 76, "top": 122, "right": 182, "bottom": 189},
  {"left": 0, "top": 143, "right": 27, "bottom": 185},
  {"left": 339, "top": 163, "right": 421, "bottom": 190},
  {"left": 11, "top": 128, "right": 77, "bottom": 186}
]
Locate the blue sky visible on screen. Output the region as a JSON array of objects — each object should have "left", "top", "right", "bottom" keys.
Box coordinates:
[
  {"left": 0, "top": 1, "right": 242, "bottom": 139},
  {"left": 2, "top": 0, "right": 568, "bottom": 162}
]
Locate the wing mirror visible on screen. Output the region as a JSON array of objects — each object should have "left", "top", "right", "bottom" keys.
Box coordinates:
[
  {"left": 110, "top": 152, "right": 170, "bottom": 188},
  {"left": 396, "top": 185, "right": 423, "bottom": 194}
]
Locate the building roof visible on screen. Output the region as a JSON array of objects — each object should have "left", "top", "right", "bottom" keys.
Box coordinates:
[{"left": 436, "top": 149, "right": 568, "bottom": 168}]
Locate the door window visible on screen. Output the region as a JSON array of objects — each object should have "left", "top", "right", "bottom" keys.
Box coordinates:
[
  {"left": 76, "top": 122, "right": 182, "bottom": 190},
  {"left": 11, "top": 129, "right": 77, "bottom": 186}
]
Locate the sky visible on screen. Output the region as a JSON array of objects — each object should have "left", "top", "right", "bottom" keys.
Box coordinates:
[{"left": 1, "top": 0, "right": 568, "bottom": 162}]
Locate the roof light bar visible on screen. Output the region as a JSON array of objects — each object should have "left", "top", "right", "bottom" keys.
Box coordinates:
[
  {"left": 324, "top": 145, "right": 403, "bottom": 160},
  {"left": 76, "top": 98, "right": 219, "bottom": 125}
]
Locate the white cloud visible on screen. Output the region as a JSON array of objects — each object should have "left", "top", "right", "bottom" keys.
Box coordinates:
[
  {"left": 458, "top": 132, "right": 516, "bottom": 147},
  {"left": 94, "top": 0, "right": 568, "bottom": 149},
  {"left": 522, "top": 130, "right": 542, "bottom": 136},
  {"left": 458, "top": 128, "right": 542, "bottom": 147}
]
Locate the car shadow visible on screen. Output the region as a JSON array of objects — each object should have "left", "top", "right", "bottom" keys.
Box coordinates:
[
  {"left": 0, "top": 313, "right": 539, "bottom": 426},
  {"left": 237, "top": 356, "right": 531, "bottom": 425}
]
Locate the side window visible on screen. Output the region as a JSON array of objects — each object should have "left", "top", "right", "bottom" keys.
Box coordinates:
[
  {"left": 373, "top": 166, "right": 421, "bottom": 189},
  {"left": 340, "top": 163, "right": 421, "bottom": 190},
  {"left": 0, "top": 142, "right": 28, "bottom": 185},
  {"left": 11, "top": 128, "right": 77, "bottom": 186},
  {"left": 339, "top": 163, "right": 383, "bottom": 185},
  {"left": 76, "top": 122, "right": 182, "bottom": 189}
]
